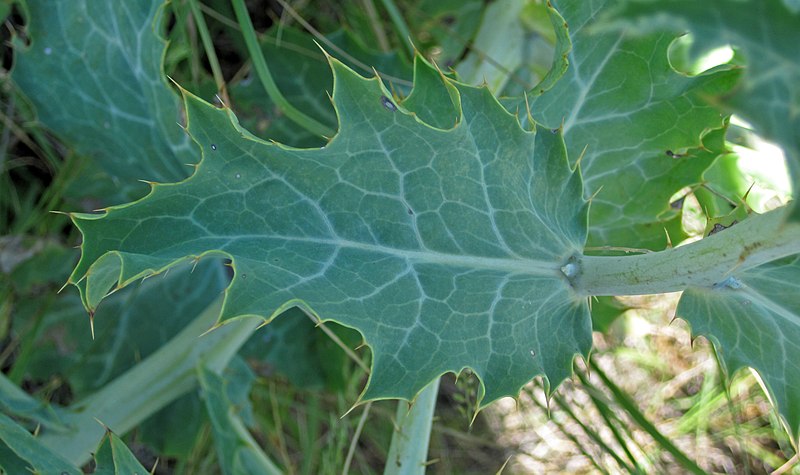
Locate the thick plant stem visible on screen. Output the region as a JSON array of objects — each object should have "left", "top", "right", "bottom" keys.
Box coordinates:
[
  {"left": 38, "top": 297, "right": 261, "bottom": 465},
  {"left": 574, "top": 207, "right": 800, "bottom": 296},
  {"left": 384, "top": 378, "right": 440, "bottom": 475}
]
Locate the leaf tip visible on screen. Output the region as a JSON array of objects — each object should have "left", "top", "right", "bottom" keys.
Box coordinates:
[
  {"left": 89, "top": 311, "right": 96, "bottom": 340},
  {"left": 311, "top": 38, "right": 332, "bottom": 60},
  {"left": 93, "top": 417, "right": 111, "bottom": 432},
  {"left": 340, "top": 398, "right": 364, "bottom": 419}
]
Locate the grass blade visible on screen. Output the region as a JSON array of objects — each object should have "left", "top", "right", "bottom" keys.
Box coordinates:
[
  {"left": 590, "top": 360, "right": 708, "bottom": 475},
  {"left": 230, "top": 0, "right": 334, "bottom": 138}
]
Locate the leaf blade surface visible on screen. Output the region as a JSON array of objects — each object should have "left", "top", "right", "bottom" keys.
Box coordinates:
[
  {"left": 514, "top": 0, "right": 738, "bottom": 249},
  {"left": 678, "top": 255, "right": 800, "bottom": 441},
  {"left": 70, "top": 59, "right": 591, "bottom": 405}
]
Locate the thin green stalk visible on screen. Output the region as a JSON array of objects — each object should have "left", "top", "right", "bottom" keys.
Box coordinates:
[
  {"left": 300, "top": 396, "right": 322, "bottom": 475},
  {"left": 15, "top": 149, "right": 80, "bottom": 235},
  {"left": 343, "top": 401, "right": 373, "bottom": 475},
  {"left": 0, "top": 96, "right": 14, "bottom": 172},
  {"left": 771, "top": 453, "right": 798, "bottom": 475},
  {"left": 272, "top": 0, "right": 412, "bottom": 87},
  {"left": 268, "top": 381, "right": 294, "bottom": 471},
  {"left": 229, "top": 0, "right": 333, "bottom": 138},
  {"left": 589, "top": 361, "right": 708, "bottom": 475},
  {"left": 6, "top": 292, "right": 54, "bottom": 384},
  {"left": 188, "top": 0, "right": 228, "bottom": 102},
  {"left": 38, "top": 297, "right": 261, "bottom": 465},
  {"left": 169, "top": 0, "right": 201, "bottom": 83},
  {"left": 675, "top": 384, "right": 727, "bottom": 434},
  {"left": 384, "top": 378, "right": 440, "bottom": 475},
  {"left": 576, "top": 206, "right": 800, "bottom": 296},
  {"left": 378, "top": 0, "right": 414, "bottom": 59},
  {"left": 198, "top": 366, "right": 282, "bottom": 475}
]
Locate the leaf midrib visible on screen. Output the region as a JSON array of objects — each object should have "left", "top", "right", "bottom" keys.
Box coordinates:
[{"left": 145, "top": 233, "right": 564, "bottom": 276}]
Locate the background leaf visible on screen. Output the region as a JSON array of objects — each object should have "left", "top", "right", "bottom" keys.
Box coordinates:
[
  {"left": 12, "top": 0, "right": 196, "bottom": 200},
  {"left": 510, "top": 0, "right": 738, "bottom": 250},
  {"left": 198, "top": 365, "right": 282, "bottom": 475},
  {"left": 93, "top": 430, "right": 150, "bottom": 475},
  {"left": 598, "top": 0, "right": 800, "bottom": 221},
  {"left": 678, "top": 254, "right": 800, "bottom": 441},
  {"left": 0, "top": 412, "right": 81, "bottom": 475},
  {"left": 25, "top": 261, "right": 226, "bottom": 396},
  {"left": 229, "top": 27, "right": 412, "bottom": 148}
]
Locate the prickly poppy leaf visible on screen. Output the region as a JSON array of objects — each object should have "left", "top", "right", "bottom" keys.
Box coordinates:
[
  {"left": 508, "top": 0, "right": 738, "bottom": 250},
  {"left": 69, "top": 57, "right": 591, "bottom": 406},
  {"left": 12, "top": 0, "right": 195, "bottom": 200},
  {"left": 596, "top": 0, "right": 800, "bottom": 222},
  {"left": 0, "top": 412, "right": 81, "bottom": 475},
  {"left": 678, "top": 254, "right": 800, "bottom": 442},
  {"left": 93, "top": 430, "right": 149, "bottom": 475}
]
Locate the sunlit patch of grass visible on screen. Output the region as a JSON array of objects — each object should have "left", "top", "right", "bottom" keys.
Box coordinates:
[{"left": 487, "top": 294, "right": 798, "bottom": 474}]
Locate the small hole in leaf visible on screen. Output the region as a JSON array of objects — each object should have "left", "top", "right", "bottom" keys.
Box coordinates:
[{"left": 211, "top": 144, "right": 217, "bottom": 150}]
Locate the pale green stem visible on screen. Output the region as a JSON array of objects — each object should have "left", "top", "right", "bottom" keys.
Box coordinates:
[
  {"left": 383, "top": 378, "right": 440, "bottom": 475},
  {"left": 38, "top": 297, "right": 261, "bottom": 465},
  {"left": 230, "top": 0, "right": 334, "bottom": 138},
  {"left": 342, "top": 401, "right": 373, "bottom": 475},
  {"left": 574, "top": 207, "right": 800, "bottom": 296}
]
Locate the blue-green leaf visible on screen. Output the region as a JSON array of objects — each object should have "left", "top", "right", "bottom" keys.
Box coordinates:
[
  {"left": 597, "top": 0, "right": 800, "bottom": 221},
  {"left": 511, "top": 0, "right": 738, "bottom": 249},
  {"left": 69, "top": 57, "right": 591, "bottom": 406},
  {"left": 678, "top": 255, "right": 800, "bottom": 441},
  {"left": 13, "top": 0, "right": 196, "bottom": 199},
  {"left": 0, "top": 412, "right": 81, "bottom": 475}
]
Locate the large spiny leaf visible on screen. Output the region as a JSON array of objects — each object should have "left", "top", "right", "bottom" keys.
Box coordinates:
[
  {"left": 69, "top": 58, "right": 591, "bottom": 405},
  {"left": 598, "top": 0, "right": 800, "bottom": 221},
  {"left": 678, "top": 254, "right": 800, "bottom": 441},
  {"left": 12, "top": 0, "right": 195, "bottom": 199},
  {"left": 509, "top": 0, "right": 738, "bottom": 249}
]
